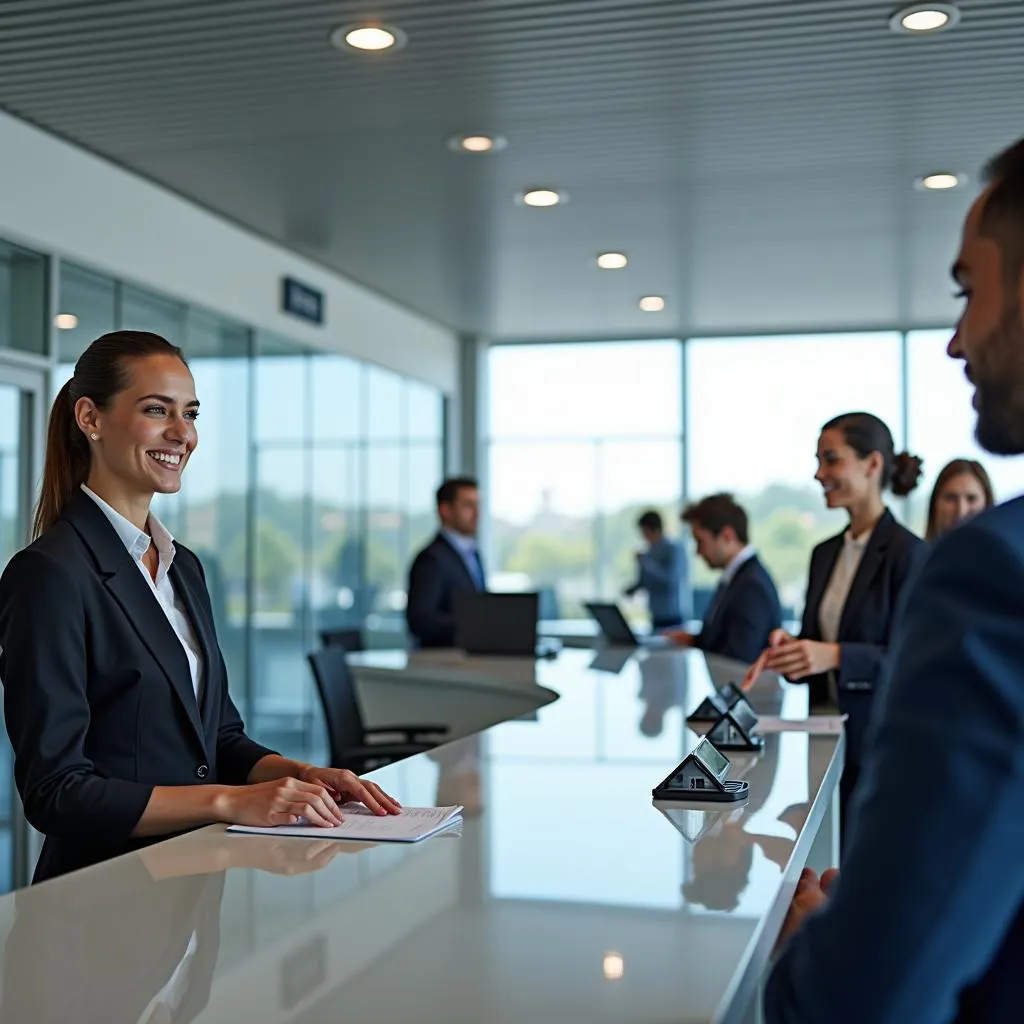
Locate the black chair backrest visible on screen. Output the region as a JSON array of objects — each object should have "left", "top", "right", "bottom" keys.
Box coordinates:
[
  {"left": 319, "top": 628, "right": 365, "bottom": 652},
  {"left": 307, "top": 648, "right": 365, "bottom": 762}
]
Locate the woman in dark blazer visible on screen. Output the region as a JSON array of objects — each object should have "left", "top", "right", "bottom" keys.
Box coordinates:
[
  {"left": 0, "top": 331, "right": 400, "bottom": 883},
  {"left": 762, "top": 412, "right": 925, "bottom": 822}
]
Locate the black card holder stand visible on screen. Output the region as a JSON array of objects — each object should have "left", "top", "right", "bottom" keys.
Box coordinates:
[
  {"left": 686, "top": 681, "right": 745, "bottom": 724},
  {"left": 707, "top": 705, "right": 765, "bottom": 752},
  {"left": 652, "top": 736, "right": 749, "bottom": 803}
]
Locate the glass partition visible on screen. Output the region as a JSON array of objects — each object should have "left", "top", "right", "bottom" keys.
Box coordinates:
[{"left": 487, "top": 341, "right": 683, "bottom": 619}]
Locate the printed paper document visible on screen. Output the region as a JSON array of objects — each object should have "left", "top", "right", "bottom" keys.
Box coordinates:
[{"left": 227, "top": 804, "right": 463, "bottom": 843}]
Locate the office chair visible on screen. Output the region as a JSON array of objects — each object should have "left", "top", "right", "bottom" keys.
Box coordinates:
[
  {"left": 306, "top": 648, "right": 449, "bottom": 773},
  {"left": 319, "top": 628, "right": 366, "bottom": 652}
]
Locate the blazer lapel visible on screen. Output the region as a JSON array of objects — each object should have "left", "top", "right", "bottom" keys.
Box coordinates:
[
  {"left": 169, "top": 553, "right": 219, "bottom": 744},
  {"left": 838, "top": 510, "right": 894, "bottom": 638},
  {"left": 66, "top": 492, "right": 209, "bottom": 756}
]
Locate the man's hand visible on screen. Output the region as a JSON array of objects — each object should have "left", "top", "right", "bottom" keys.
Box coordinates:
[
  {"left": 777, "top": 867, "right": 841, "bottom": 948},
  {"left": 663, "top": 629, "right": 694, "bottom": 647},
  {"left": 764, "top": 639, "right": 840, "bottom": 680}
]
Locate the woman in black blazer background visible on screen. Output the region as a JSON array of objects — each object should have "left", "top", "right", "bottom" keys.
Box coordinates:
[
  {"left": 762, "top": 412, "right": 924, "bottom": 823},
  {"left": 0, "top": 331, "right": 400, "bottom": 883}
]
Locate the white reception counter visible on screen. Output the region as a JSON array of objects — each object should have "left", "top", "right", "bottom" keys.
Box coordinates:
[{"left": 0, "top": 648, "right": 842, "bottom": 1023}]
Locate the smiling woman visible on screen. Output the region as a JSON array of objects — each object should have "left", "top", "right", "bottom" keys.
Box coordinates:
[
  {"left": 0, "top": 331, "right": 401, "bottom": 884},
  {"left": 760, "top": 410, "right": 925, "bottom": 843}
]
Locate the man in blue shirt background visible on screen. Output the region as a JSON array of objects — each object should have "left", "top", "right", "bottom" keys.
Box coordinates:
[
  {"left": 624, "top": 509, "right": 689, "bottom": 630},
  {"left": 765, "top": 136, "right": 1024, "bottom": 1023}
]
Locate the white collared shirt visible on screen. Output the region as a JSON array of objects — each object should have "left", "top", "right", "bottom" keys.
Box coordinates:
[
  {"left": 719, "top": 544, "right": 757, "bottom": 589},
  {"left": 82, "top": 485, "right": 204, "bottom": 702}
]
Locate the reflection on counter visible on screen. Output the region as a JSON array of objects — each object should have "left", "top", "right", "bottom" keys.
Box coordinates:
[{"left": 0, "top": 648, "right": 843, "bottom": 1024}]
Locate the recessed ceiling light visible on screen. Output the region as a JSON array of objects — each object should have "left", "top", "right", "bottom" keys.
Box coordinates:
[
  {"left": 596, "top": 252, "right": 628, "bottom": 270},
  {"left": 53, "top": 313, "right": 79, "bottom": 330},
  {"left": 603, "top": 953, "right": 625, "bottom": 981},
  {"left": 331, "top": 24, "right": 406, "bottom": 52},
  {"left": 517, "top": 188, "right": 566, "bottom": 208},
  {"left": 638, "top": 296, "right": 666, "bottom": 312},
  {"left": 447, "top": 134, "right": 507, "bottom": 154},
  {"left": 916, "top": 171, "right": 965, "bottom": 191},
  {"left": 889, "top": 4, "right": 960, "bottom": 34}
]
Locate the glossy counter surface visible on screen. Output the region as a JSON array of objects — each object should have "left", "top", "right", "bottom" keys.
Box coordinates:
[{"left": 0, "top": 649, "right": 843, "bottom": 1023}]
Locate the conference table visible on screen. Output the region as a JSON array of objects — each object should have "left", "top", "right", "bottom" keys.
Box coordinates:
[{"left": 0, "top": 647, "right": 843, "bottom": 1024}]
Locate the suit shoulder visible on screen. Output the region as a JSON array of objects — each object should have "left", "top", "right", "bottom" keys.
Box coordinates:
[
  {"left": 749, "top": 558, "right": 780, "bottom": 591},
  {"left": 933, "top": 498, "right": 1024, "bottom": 568},
  {"left": 411, "top": 536, "right": 444, "bottom": 566},
  {"left": 963, "top": 496, "right": 1024, "bottom": 554},
  {"left": 888, "top": 519, "right": 925, "bottom": 553},
  {"left": 0, "top": 538, "right": 81, "bottom": 606}
]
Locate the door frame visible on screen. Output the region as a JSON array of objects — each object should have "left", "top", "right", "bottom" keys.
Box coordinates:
[{"left": 0, "top": 358, "right": 47, "bottom": 889}]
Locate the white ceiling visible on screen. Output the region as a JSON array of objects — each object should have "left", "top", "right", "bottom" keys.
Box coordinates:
[{"left": 0, "top": 0, "right": 1020, "bottom": 340}]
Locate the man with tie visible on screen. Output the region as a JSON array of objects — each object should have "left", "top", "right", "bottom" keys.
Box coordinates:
[
  {"left": 406, "top": 476, "right": 485, "bottom": 647},
  {"left": 623, "top": 510, "right": 689, "bottom": 630},
  {"left": 665, "top": 493, "right": 782, "bottom": 664}
]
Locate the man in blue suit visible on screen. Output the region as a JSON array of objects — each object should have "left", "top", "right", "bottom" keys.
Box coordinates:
[
  {"left": 623, "top": 509, "right": 689, "bottom": 629},
  {"left": 406, "top": 477, "right": 485, "bottom": 648},
  {"left": 666, "top": 493, "right": 782, "bottom": 664},
  {"left": 765, "top": 137, "right": 1024, "bottom": 1022}
]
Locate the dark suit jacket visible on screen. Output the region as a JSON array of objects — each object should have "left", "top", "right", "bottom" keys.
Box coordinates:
[
  {"left": 406, "top": 532, "right": 484, "bottom": 648},
  {"left": 765, "top": 497, "right": 1024, "bottom": 1023},
  {"left": 0, "top": 859, "right": 224, "bottom": 1023},
  {"left": 0, "top": 490, "right": 275, "bottom": 882},
  {"left": 797, "top": 509, "right": 923, "bottom": 767},
  {"left": 693, "top": 555, "right": 782, "bottom": 664}
]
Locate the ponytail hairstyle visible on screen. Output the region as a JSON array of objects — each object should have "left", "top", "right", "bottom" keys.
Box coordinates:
[
  {"left": 821, "top": 411, "right": 924, "bottom": 497},
  {"left": 33, "top": 331, "right": 186, "bottom": 539}
]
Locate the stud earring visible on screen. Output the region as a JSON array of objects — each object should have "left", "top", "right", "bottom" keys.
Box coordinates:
[{"left": 90, "top": 433, "right": 99, "bottom": 441}]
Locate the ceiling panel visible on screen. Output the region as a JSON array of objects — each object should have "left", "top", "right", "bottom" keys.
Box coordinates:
[{"left": 0, "top": 0, "right": 1020, "bottom": 338}]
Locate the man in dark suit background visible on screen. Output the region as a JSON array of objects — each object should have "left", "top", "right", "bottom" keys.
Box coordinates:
[
  {"left": 764, "top": 138, "right": 1024, "bottom": 1022},
  {"left": 665, "top": 493, "right": 782, "bottom": 664},
  {"left": 406, "top": 476, "right": 485, "bottom": 647}
]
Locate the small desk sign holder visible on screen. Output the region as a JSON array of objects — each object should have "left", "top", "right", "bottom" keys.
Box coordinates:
[
  {"left": 707, "top": 699, "right": 764, "bottom": 752},
  {"left": 652, "top": 735, "right": 749, "bottom": 803},
  {"left": 686, "top": 681, "right": 746, "bottom": 724}
]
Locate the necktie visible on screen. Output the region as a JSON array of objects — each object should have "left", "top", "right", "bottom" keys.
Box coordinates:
[{"left": 466, "top": 547, "right": 485, "bottom": 591}]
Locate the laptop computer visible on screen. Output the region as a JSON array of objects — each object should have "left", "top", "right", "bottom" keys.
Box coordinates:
[
  {"left": 454, "top": 592, "right": 561, "bottom": 658},
  {"left": 584, "top": 602, "right": 671, "bottom": 648}
]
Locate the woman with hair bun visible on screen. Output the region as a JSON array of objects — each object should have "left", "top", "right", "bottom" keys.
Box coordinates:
[{"left": 759, "top": 411, "right": 925, "bottom": 836}]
